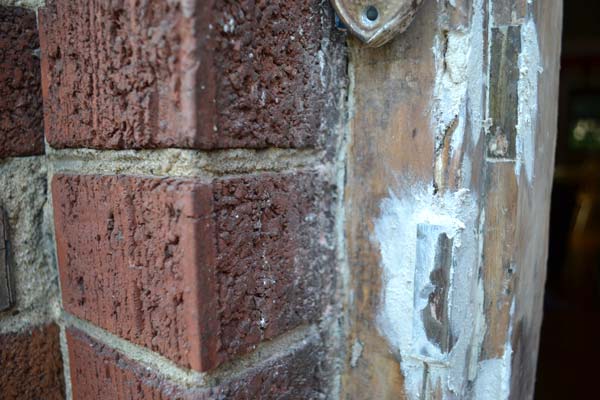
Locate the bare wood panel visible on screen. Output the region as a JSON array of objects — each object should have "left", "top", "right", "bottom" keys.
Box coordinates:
[
  {"left": 340, "top": 0, "right": 439, "bottom": 397},
  {"left": 480, "top": 162, "right": 518, "bottom": 360}
]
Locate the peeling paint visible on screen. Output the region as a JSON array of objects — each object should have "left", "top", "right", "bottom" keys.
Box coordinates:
[
  {"left": 432, "top": 0, "right": 486, "bottom": 157},
  {"left": 431, "top": 0, "right": 486, "bottom": 193},
  {"left": 373, "top": 0, "right": 526, "bottom": 398},
  {"left": 516, "top": 18, "right": 542, "bottom": 183}
]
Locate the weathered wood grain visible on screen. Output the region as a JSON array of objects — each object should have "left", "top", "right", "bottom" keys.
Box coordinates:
[
  {"left": 487, "top": 26, "right": 521, "bottom": 159},
  {"left": 340, "top": 1, "right": 438, "bottom": 396}
]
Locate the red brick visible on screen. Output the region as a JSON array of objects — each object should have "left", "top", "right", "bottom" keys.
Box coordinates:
[
  {"left": 67, "top": 327, "right": 326, "bottom": 400},
  {"left": 39, "top": 0, "right": 342, "bottom": 150},
  {"left": 0, "top": 6, "right": 44, "bottom": 158},
  {"left": 0, "top": 324, "right": 65, "bottom": 399},
  {"left": 52, "top": 173, "right": 333, "bottom": 372}
]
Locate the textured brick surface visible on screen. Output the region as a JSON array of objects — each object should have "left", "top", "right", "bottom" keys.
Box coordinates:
[
  {"left": 39, "top": 0, "right": 196, "bottom": 150},
  {"left": 196, "top": 1, "right": 337, "bottom": 149},
  {"left": 53, "top": 173, "right": 334, "bottom": 371},
  {"left": 67, "top": 327, "right": 326, "bottom": 400},
  {"left": 0, "top": 324, "right": 65, "bottom": 399},
  {"left": 39, "top": 0, "right": 342, "bottom": 150},
  {"left": 0, "top": 6, "right": 44, "bottom": 158}
]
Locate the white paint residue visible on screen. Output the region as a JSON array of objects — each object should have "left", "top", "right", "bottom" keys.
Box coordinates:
[
  {"left": 350, "top": 340, "right": 364, "bottom": 368},
  {"left": 222, "top": 15, "right": 235, "bottom": 33},
  {"left": 373, "top": 0, "right": 531, "bottom": 397},
  {"left": 466, "top": 1, "right": 487, "bottom": 145},
  {"left": 431, "top": 0, "right": 486, "bottom": 156},
  {"left": 516, "top": 19, "right": 542, "bottom": 183},
  {"left": 473, "top": 300, "right": 515, "bottom": 400},
  {"left": 432, "top": 31, "right": 469, "bottom": 152},
  {"left": 374, "top": 182, "right": 480, "bottom": 399}
]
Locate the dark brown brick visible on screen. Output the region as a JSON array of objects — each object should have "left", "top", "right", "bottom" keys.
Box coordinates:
[
  {"left": 196, "top": 1, "right": 338, "bottom": 149},
  {"left": 39, "top": 0, "right": 342, "bottom": 150},
  {"left": 0, "top": 324, "right": 65, "bottom": 400},
  {"left": 0, "top": 6, "right": 44, "bottom": 158},
  {"left": 67, "top": 327, "right": 326, "bottom": 400},
  {"left": 53, "top": 173, "right": 333, "bottom": 372}
]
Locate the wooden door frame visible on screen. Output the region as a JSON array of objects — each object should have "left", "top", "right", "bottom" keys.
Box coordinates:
[{"left": 340, "top": 1, "right": 563, "bottom": 398}]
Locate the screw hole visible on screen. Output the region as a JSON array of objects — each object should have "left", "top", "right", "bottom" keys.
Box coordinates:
[{"left": 365, "top": 6, "right": 379, "bottom": 22}]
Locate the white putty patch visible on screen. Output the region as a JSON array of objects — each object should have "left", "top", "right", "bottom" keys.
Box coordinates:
[
  {"left": 375, "top": 178, "right": 516, "bottom": 398},
  {"left": 374, "top": 181, "right": 481, "bottom": 399},
  {"left": 516, "top": 19, "right": 542, "bottom": 183},
  {"left": 472, "top": 300, "right": 515, "bottom": 400}
]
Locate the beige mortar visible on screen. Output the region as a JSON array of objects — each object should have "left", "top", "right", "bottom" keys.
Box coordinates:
[
  {"left": 0, "top": 156, "right": 60, "bottom": 334},
  {"left": 62, "top": 311, "right": 329, "bottom": 390},
  {"left": 48, "top": 147, "right": 325, "bottom": 179}
]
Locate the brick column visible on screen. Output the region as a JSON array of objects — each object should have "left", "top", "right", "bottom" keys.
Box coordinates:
[
  {"left": 0, "top": 4, "right": 64, "bottom": 399},
  {"left": 39, "top": 0, "right": 347, "bottom": 398}
]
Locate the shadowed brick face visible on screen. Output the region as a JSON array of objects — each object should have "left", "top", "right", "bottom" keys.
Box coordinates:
[
  {"left": 53, "top": 173, "right": 333, "bottom": 372},
  {"left": 0, "top": 324, "right": 65, "bottom": 399},
  {"left": 39, "top": 0, "right": 338, "bottom": 150},
  {"left": 0, "top": 6, "right": 44, "bottom": 158},
  {"left": 67, "top": 327, "right": 326, "bottom": 400},
  {"left": 198, "top": 1, "right": 332, "bottom": 148}
]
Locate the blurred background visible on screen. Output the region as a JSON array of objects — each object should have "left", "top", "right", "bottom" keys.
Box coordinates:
[{"left": 535, "top": 1, "right": 600, "bottom": 398}]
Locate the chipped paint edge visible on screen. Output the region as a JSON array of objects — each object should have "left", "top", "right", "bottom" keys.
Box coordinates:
[{"left": 515, "top": 18, "right": 542, "bottom": 184}]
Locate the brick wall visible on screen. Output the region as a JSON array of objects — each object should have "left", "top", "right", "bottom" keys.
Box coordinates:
[
  {"left": 0, "top": 3, "right": 65, "bottom": 399},
  {"left": 0, "top": 0, "right": 346, "bottom": 398}
]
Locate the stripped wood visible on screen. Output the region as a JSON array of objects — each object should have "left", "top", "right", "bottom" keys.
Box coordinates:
[
  {"left": 416, "top": 224, "right": 454, "bottom": 355},
  {"left": 341, "top": 0, "right": 563, "bottom": 398}
]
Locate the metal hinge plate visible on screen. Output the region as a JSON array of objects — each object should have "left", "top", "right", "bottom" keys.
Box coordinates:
[
  {"left": 0, "top": 208, "right": 13, "bottom": 312},
  {"left": 331, "top": 0, "right": 424, "bottom": 47}
]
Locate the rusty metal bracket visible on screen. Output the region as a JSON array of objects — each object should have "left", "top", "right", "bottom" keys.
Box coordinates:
[
  {"left": 0, "top": 207, "right": 13, "bottom": 312},
  {"left": 331, "top": 0, "right": 425, "bottom": 47}
]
